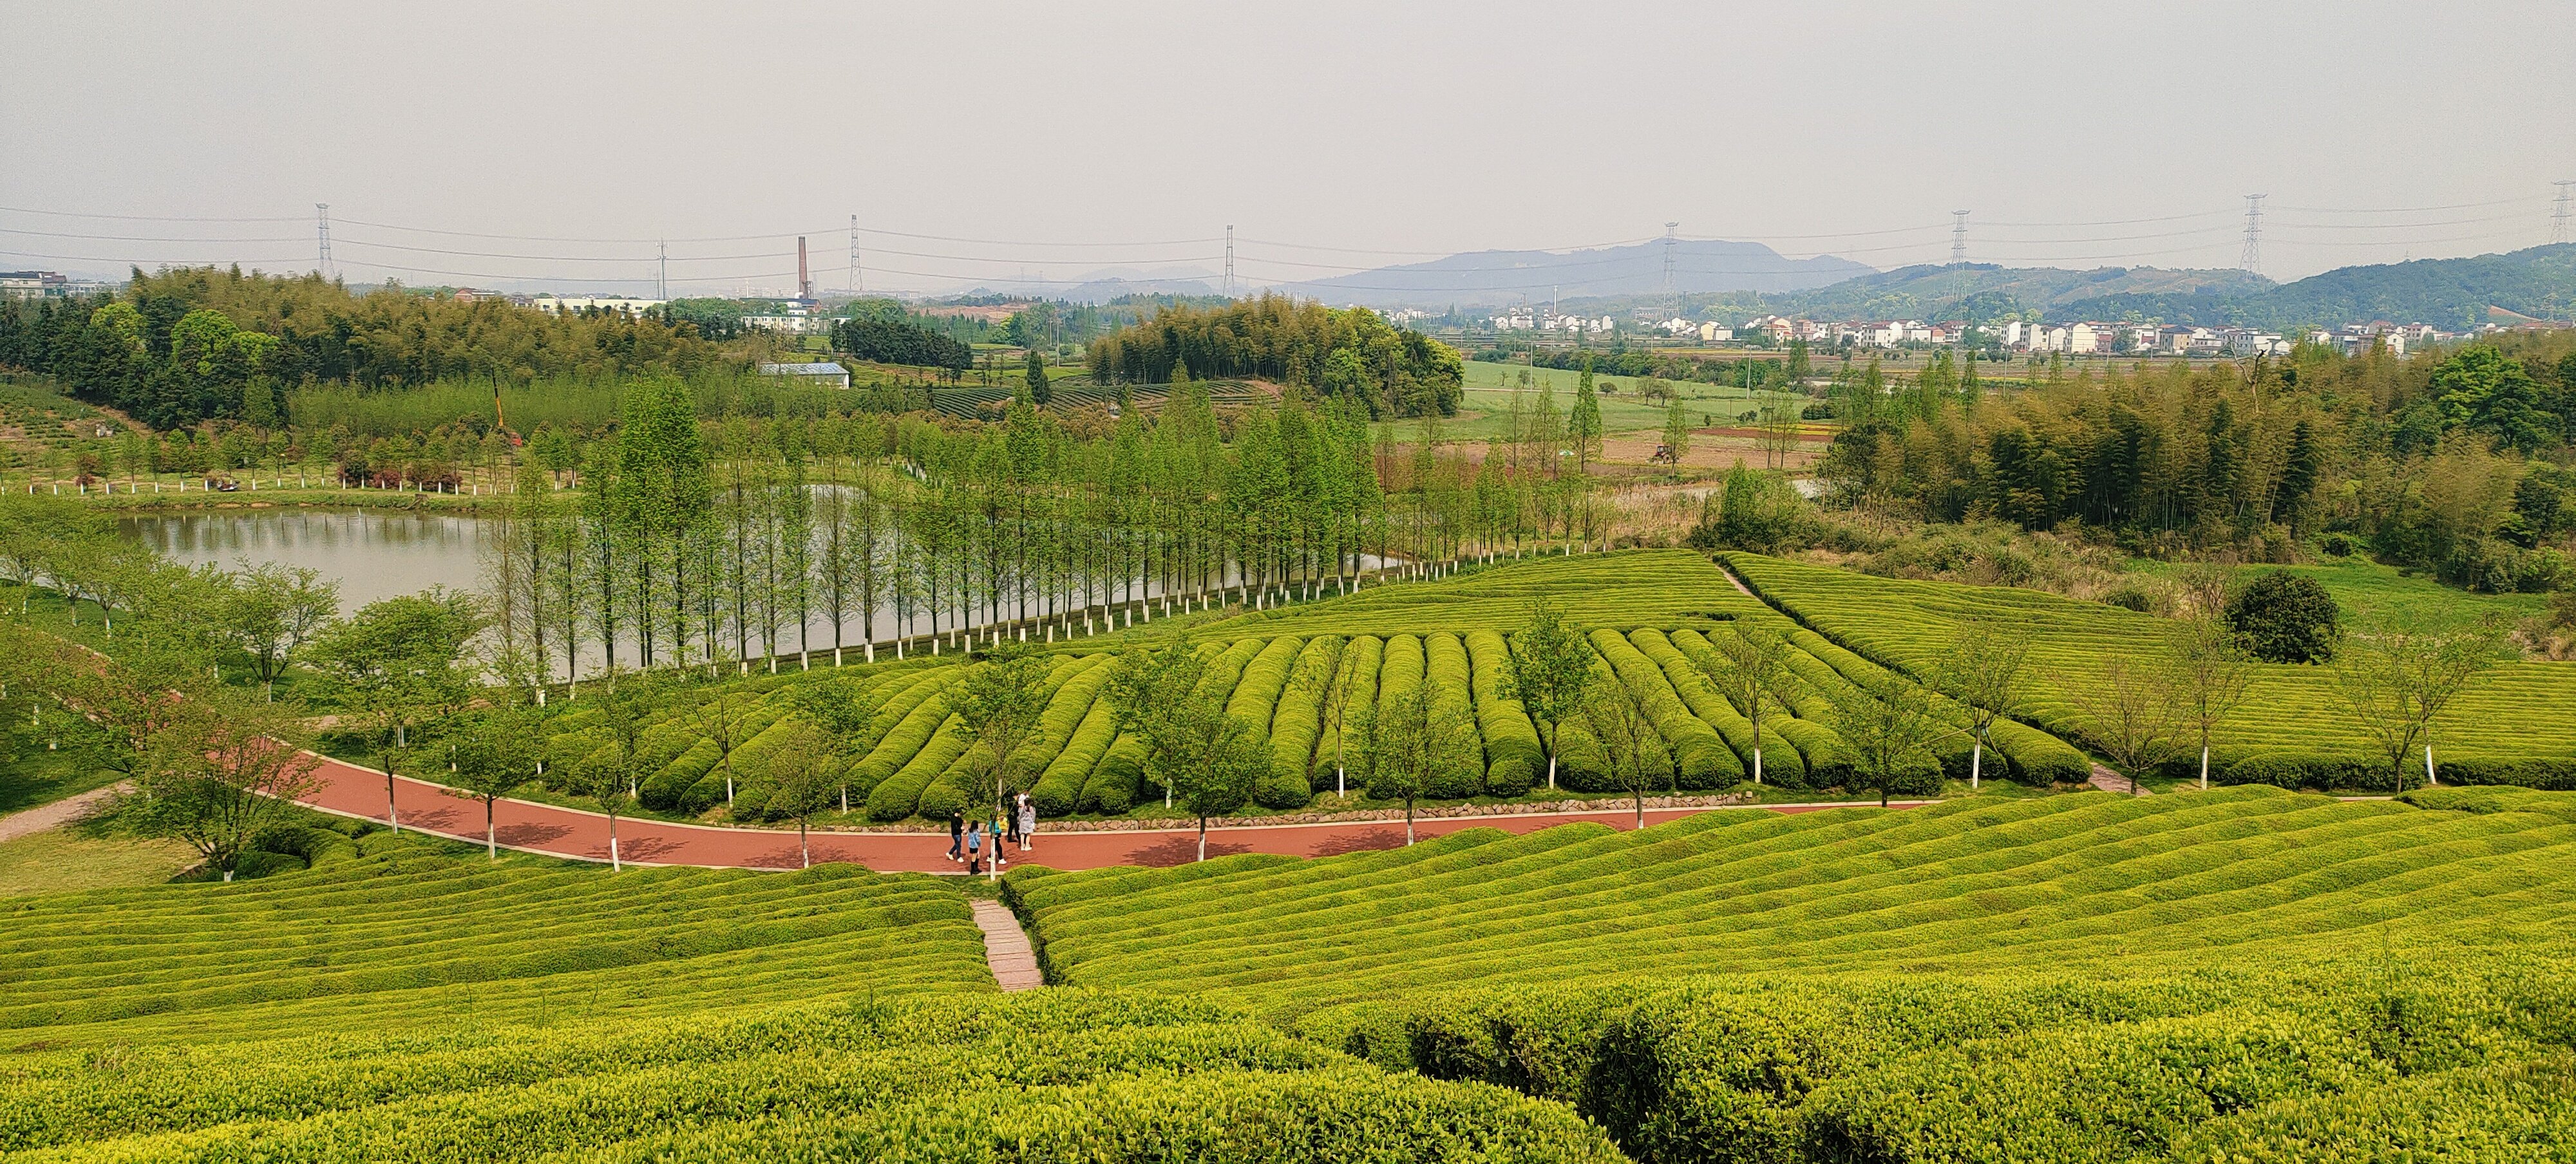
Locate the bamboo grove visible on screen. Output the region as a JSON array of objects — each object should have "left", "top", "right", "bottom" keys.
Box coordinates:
[{"left": 482, "top": 380, "right": 1626, "bottom": 681}]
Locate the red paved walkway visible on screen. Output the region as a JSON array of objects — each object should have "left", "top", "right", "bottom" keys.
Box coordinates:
[{"left": 299, "top": 754, "right": 1919, "bottom": 873}]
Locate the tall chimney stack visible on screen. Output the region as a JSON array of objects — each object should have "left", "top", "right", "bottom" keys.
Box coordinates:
[{"left": 797, "top": 236, "right": 812, "bottom": 301}]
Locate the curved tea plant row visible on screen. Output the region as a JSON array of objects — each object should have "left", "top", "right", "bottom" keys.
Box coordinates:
[{"left": 1009, "top": 785, "right": 2576, "bottom": 1011}]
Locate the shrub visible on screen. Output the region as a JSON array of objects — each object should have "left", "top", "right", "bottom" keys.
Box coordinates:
[
  {"left": 1646, "top": 628, "right": 1806, "bottom": 789},
  {"left": 2226, "top": 570, "right": 2341, "bottom": 664},
  {"left": 1318, "top": 636, "right": 1383, "bottom": 792},
  {"left": 1591, "top": 629, "right": 1736, "bottom": 789},
  {"left": 1033, "top": 701, "right": 1119, "bottom": 818},
  {"left": 2220, "top": 750, "right": 2381, "bottom": 790},
  {"left": 1423, "top": 634, "right": 1488, "bottom": 799},
  {"left": 1261, "top": 637, "right": 1344, "bottom": 810},
  {"left": 1465, "top": 630, "right": 1542, "bottom": 797}
]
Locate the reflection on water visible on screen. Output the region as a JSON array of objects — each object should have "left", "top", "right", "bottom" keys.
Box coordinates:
[{"left": 120, "top": 509, "right": 491, "bottom": 615}]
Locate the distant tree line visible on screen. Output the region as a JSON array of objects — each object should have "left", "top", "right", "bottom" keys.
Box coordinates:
[
  {"left": 0, "top": 267, "right": 730, "bottom": 428},
  {"left": 1085, "top": 295, "right": 1464, "bottom": 418},
  {"left": 831, "top": 316, "right": 972, "bottom": 372},
  {"left": 1812, "top": 336, "right": 2576, "bottom": 592},
  {"left": 1477, "top": 343, "right": 1812, "bottom": 388}
]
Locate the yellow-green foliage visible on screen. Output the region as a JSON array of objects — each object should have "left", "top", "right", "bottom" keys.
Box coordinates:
[
  {"left": 1466, "top": 630, "right": 1542, "bottom": 797},
  {"left": 0, "top": 988, "right": 1620, "bottom": 1164},
  {"left": 1260, "top": 637, "right": 1343, "bottom": 810},
  {"left": 1012, "top": 786, "right": 2576, "bottom": 1011},
  {"left": 0, "top": 839, "right": 987, "bottom": 1049}
]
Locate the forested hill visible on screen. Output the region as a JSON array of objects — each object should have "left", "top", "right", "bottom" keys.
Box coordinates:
[
  {"left": 2070, "top": 244, "right": 2576, "bottom": 330},
  {"left": 1285, "top": 239, "right": 1871, "bottom": 307},
  {"left": 1566, "top": 245, "right": 2575, "bottom": 330}
]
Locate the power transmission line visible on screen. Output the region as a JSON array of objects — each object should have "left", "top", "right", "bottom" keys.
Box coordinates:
[{"left": 2239, "top": 194, "right": 2266, "bottom": 274}]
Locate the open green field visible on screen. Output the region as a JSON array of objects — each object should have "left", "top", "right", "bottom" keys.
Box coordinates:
[
  {"left": 1392, "top": 362, "right": 1774, "bottom": 444},
  {"left": 2132, "top": 553, "right": 2553, "bottom": 632}
]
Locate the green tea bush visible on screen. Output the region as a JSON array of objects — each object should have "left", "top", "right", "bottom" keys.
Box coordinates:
[
  {"left": 1641, "top": 628, "right": 1808, "bottom": 788},
  {"left": 1425, "top": 632, "right": 1489, "bottom": 798},
  {"left": 1035, "top": 700, "right": 1119, "bottom": 817},
  {"left": 865, "top": 713, "right": 969, "bottom": 821},
  {"left": 1319, "top": 635, "right": 1385, "bottom": 791},
  {"left": 1261, "top": 637, "right": 1343, "bottom": 809},
  {"left": 1466, "top": 630, "right": 1542, "bottom": 797},
  {"left": 1593, "top": 628, "right": 1735, "bottom": 787}
]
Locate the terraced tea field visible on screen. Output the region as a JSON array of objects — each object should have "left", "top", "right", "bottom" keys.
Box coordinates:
[
  {"left": 531, "top": 551, "right": 2107, "bottom": 823},
  {"left": 1009, "top": 786, "right": 2576, "bottom": 1012},
  {"left": 0, "top": 832, "right": 990, "bottom": 1049},
  {"left": 1726, "top": 552, "right": 2576, "bottom": 789},
  {"left": 0, "top": 990, "right": 1615, "bottom": 1164}
]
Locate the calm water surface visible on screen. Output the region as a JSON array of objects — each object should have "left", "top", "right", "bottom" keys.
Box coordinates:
[{"left": 120, "top": 509, "right": 493, "bottom": 615}]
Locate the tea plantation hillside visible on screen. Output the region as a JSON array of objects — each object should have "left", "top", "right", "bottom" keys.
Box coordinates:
[
  {"left": 524, "top": 551, "right": 2096, "bottom": 822},
  {"left": 0, "top": 991, "right": 1618, "bottom": 1163},
  {"left": 1725, "top": 552, "right": 2576, "bottom": 789},
  {"left": 999, "top": 787, "right": 2576, "bottom": 1161},
  {"left": 0, "top": 832, "right": 991, "bottom": 1049},
  {"left": 1009, "top": 786, "right": 2576, "bottom": 1011}
]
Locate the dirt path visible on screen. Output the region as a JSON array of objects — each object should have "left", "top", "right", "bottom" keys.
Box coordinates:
[
  {"left": 294, "top": 752, "right": 1918, "bottom": 872},
  {"left": 2089, "top": 764, "right": 2144, "bottom": 794},
  {"left": 971, "top": 900, "right": 1044, "bottom": 991},
  {"left": 0, "top": 785, "right": 126, "bottom": 845}
]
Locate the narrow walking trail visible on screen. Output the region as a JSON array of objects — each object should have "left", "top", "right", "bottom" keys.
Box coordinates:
[
  {"left": 971, "top": 899, "right": 1044, "bottom": 991},
  {"left": 295, "top": 751, "right": 1915, "bottom": 873},
  {"left": 0, "top": 784, "right": 128, "bottom": 845}
]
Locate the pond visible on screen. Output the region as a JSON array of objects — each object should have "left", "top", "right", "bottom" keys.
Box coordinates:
[{"left": 120, "top": 509, "right": 493, "bottom": 616}]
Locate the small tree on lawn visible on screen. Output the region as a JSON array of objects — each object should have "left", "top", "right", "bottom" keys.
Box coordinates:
[
  {"left": 308, "top": 588, "right": 483, "bottom": 832},
  {"left": 2062, "top": 657, "right": 2184, "bottom": 796},
  {"left": 688, "top": 682, "right": 753, "bottom": 807},
  {"left": 1502, "top": 601, "right": 1595, "bottom": 791},
  {"left": 1104, "top": 635, "right": 1209, "bottom": 811},
  {"left": 1583, "top": 682, "right": 1672, "bottom": 829},
  {"left": 953, "top": 643, "right": 1052, "bottom": 879},
  {"left": 2330, "top": 618, "right": 2504, "bottom": 794},
  {"left": 578, "top": 667, "right": 658, "bottom": 872},
  {"left": 791, "top": 679, "right": 882, "bottom": 813},
  {"left": 2166, "top": 613, "right": 2255, "bottom": 789},
  {"left": 1824, "top": 670, "right": 1949, "bottom": 807},
  {"left": 1318, "top": 643, "right": 1365, "bottom": 798},
  {"left": 1933, "top": 617, "right": 2032, "bottom": 791},
  {"left": 111, "top": 696, "right": 322, "bottom": 881},
  {"left": 760, "top": 722, "right": 846, "bottom": 869},
  {"left": 221, "top": 561, "right": 340, "bottom": 702},
  {"left": 1698, "top": 623, "right": 1794, "bottom": 785},
  {"left": 1356, "top": 684, "right": 1473, "bottom": 844},
  {"left": 444, "top": 702, "right": 540, "bottom": 859}
]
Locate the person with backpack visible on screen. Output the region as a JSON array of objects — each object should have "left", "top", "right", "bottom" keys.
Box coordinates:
[
  {"left": 1016, "top": 792, "right": 1036, "bottom": 854},
  {"left": 964, "top": 820, "right": 983, "bottom": 876},
  {"left": 990, "top": 807, "right": 1009, "bottom": 868},
  {"left": 947, "top": 809, "right": 965, "bottom": 863}
]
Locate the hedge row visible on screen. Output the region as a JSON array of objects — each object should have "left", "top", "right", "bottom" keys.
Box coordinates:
[
  {"left": 1261, "top": 637, "right": 1344, "bottom": 809},
  {"left": 1319, "top": 635, "right": 1384, "bottom": 792},
  {"left": 1637, "top": 628, "right": 1809, "bottom": 789},
  {"left": 1591, "top": 628, "right": 1738, "bottom": 789},
  {"left": 1465, "top": 630, "right": 1543, "bottom": 797},
  {"left": 1424, "top": 633, "right": 1490, "bottom": 800}
]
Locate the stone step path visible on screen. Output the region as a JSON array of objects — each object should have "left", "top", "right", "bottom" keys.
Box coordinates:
[{"left": 970, "top": 899, "right": 1044, "bottom": 991}]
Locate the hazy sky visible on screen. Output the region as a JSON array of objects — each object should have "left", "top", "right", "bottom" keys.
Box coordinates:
[{"left": 6, "top": 0, "right": 2571, "bottom": 296}]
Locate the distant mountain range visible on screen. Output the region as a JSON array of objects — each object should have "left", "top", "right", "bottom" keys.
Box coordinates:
[
  {"left": 1276, "top": 239, "right": 1872, "bottom": 308},
  {"left": 1560, "top": 245, "right": 2576, "bottom": 330}
]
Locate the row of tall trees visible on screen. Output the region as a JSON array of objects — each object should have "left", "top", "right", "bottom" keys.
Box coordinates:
[{"left": 480, "top": 371, "right": 1635, "bottom": 682}]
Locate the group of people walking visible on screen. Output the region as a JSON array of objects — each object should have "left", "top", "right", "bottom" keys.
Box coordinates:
[{"left": 949, "top": 792, "right": 1037, "bottom": 876}]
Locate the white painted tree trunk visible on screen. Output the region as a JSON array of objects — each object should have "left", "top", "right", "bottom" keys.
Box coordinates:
[
  {"left": 609, "top": 826, "right": 621, "bottom": 872},
  {"left": 1970, "top": 740, "right": 1982, "bottom": 791},
  {"left": 2425, "top": 744, "right": 2437, "bottom": 787},
  {"left": 1547, "top": 753, "right": 1558, "bottom": 791},
  {"left": 2199, "top": 745, "right": 2210, "bottom": 790},
  {"left": 1754, "top": 747, "right": 1763, "bottom": 785}
]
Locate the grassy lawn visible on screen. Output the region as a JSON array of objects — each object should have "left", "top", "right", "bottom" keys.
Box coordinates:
[
  {"left": 0, "top": 729, "right": 123, "bottom": 818},
  {"left": 0, "top": 827, "right": 194, "bottom": 896}
]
